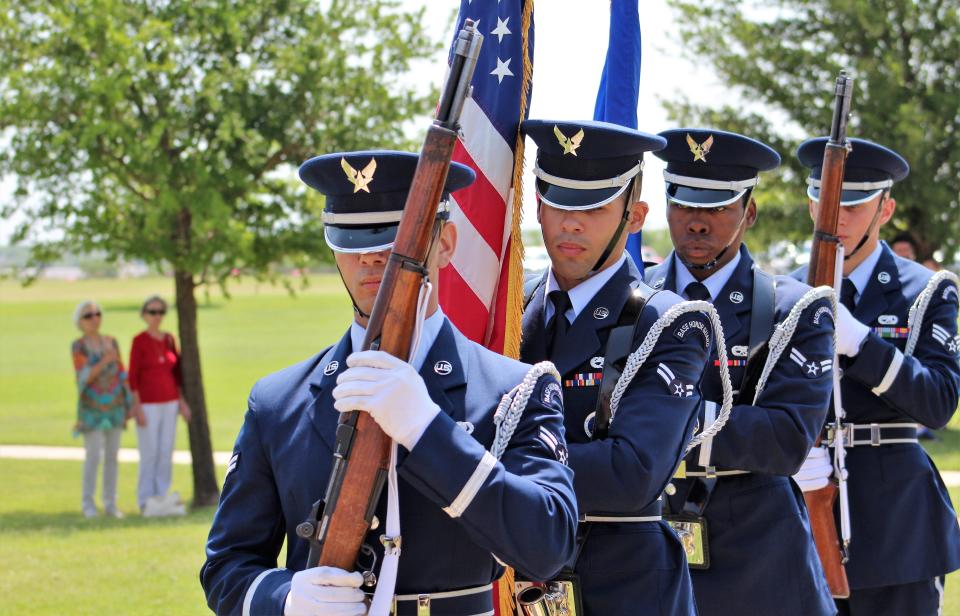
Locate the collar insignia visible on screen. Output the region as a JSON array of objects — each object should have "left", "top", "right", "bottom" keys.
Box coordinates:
[
  {"left": 686, "top": 133, "right": 714, "bottom": 162},
  {"left": 340, "top": 157, "right": 377, "bottom": 193},
  {"left": 554, "top": 125, "right": 585, "bottom": 156}
]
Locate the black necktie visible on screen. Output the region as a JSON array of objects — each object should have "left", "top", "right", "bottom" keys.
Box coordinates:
[
  {"left": 684, "top": 281, "right": 711, "bottom": 302},
  {"left": 840, "top": 278, "right": 857, "bottom": 311},
  {"left": 546, "top": 290, "right": 572, "bottom": 357}
]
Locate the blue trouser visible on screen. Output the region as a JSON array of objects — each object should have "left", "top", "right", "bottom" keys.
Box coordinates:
[{"left": 836, "top": 577, "right": 945, "bottom": 616}]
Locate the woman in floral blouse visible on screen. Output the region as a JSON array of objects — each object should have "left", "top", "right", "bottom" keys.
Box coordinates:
[{"left": 71, "top": 300, "right": 131, "bottom": 518}]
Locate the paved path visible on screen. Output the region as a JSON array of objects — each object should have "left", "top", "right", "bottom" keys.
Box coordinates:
[
  {"left": 0, "top": 444, "right": 233, "bottom": 466},
  {"left": 2, "top": 444, "right": 960, "bottom": 487}
]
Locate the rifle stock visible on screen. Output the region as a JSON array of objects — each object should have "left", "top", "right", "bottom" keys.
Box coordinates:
[
  {"left": 804, "top": 71, "right": 854, "bottom": 599},
  {"left": 297, "top": 21, "right": 484, "bottom": 572}
]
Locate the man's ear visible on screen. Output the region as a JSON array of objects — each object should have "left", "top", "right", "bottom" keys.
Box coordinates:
[
  {"left": 807, "top": 199, "right": 817, "bottom": 223},
  {"left": 745, "top": 198, "right": 758, "bottom": 229},
  {"left": 434, "top": 221, "right": 458, "bottom": 270},
  {"left": 626, "top": 200, "right": 648, "bottom": 234},
  {"left": 879, "top": 196, "right": 897, "bottom": 226}
]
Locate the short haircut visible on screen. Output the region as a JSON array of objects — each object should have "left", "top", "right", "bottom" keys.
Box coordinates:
[
  {"left": 141, "top": 295, "right": 168, "bottom": 315},
  {"left": 73, "top": 300, "right": 99, "bottom": 330}
]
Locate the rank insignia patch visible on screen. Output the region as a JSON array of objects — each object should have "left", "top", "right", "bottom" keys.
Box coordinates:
[
  {"left": 538, "top": 426, "right": 568, "bottom": 464},
  {"left": 564, "top": 372, "right": 602, "bottom": 387},
  {"left": 872, "top": 326, "right": 909, "bottom": 339},
  {"left": 225, "top": 451, "right": 240, "bottom": 478},
  {"left": 790, "top": 348, "right": 832, "bottom": 378},
  {"left": 932, "top": 324, "right": 959, "bottom": 354},
  {"left": 658, "top": 363, "right": 694, "bottom": 397}
]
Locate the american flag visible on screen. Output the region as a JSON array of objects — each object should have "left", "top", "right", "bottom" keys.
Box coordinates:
[{"left": 439, "top": 0, "right": 533, "bottom": 357}]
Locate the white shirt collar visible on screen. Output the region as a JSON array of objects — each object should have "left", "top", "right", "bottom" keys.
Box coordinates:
[
  {"left": 349, "top": 308, "right": 446, "bottom": 372},
  {"left": 674, "top": 250, "right": 742, "bottom": 301},
  {"left": 844, "top": 242, "right": 884, "bottom": 301},
  {"left": 544, "top": 254, "right": 627, "bottom": 323}
]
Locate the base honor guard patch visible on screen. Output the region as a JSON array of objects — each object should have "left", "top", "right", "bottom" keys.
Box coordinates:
[
  {"left": 790, "top": 348, "right": 832, "bottom": 378},
  {"left": 872, "top": 326, "right": 909, "bottom": 339},
  {"left": 564, "top": 372, "right": 602, "bottom": 387}
]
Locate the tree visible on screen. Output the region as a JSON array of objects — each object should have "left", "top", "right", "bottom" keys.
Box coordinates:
[
  {"left": 665, "top": 0, "right": 960, "bottom": 262},
  {"left": 0, "top": 0, "right": 439, "bottom": 506}
]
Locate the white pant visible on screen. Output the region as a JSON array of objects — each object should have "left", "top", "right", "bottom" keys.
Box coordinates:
[
  {"left": 82, "top": 427, "right": 122, "bottom": 514},
  {"left": 136, "top": 400, "right": 179, "bottom": 508}
]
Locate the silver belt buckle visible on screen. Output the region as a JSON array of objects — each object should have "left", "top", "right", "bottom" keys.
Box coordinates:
[
  {"left": 870, "top": 422, "right": 881, "bottom": 446},
  {"left": 417, "top": 594, "right": 430, "bottom": 616}
]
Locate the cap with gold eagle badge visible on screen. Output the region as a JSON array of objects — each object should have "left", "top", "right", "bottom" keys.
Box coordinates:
[{"left": 298, "top": 150, "right": 475, "bottom": 253}]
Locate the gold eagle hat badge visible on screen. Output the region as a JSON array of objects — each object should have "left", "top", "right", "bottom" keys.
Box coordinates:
[
  {"left": 554, "top": 125, "right": 585, "bottom": 156},
  {"left": 686, "top": 134, "right": 714, "bottom": 163},
  {"left": 340, "top": 157, "right": 377, "bottom": 193}
]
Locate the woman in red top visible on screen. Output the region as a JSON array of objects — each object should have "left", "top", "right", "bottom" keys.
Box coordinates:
[{"left": 128, "top": 295, "right": 191, "bottom": 516}]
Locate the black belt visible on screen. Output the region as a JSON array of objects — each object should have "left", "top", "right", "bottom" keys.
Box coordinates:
[
  {"left": 823, "top": 422, "right": 919, "bottom": 448},
  {"left": 391, "top": 583, "right": 493, "bottom": 616},
  {"left": 581, "top": 499, "right": 662, "bottom": 523}
]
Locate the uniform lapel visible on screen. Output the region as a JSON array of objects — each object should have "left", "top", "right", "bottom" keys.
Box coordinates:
[
  {"left": 647, "top": 253, "right": 677, "bottom": 292},
  {"left": 520, "top": 271, "right": 550, "bottom": 363},
  {"left": 418, "top": 320, "right": 468, "bottom": 421},
  {"left": 551, "top": 259, "right": 637, "bottom": 376},
  {"left": 713, "top": 247, "right": 755, "bottom": 344},
  {"left": 854, "top": 243, "right": 901, "bottom": 326},
  {"left": 306, "top": 331, "right": 353, "bottom": 451}
]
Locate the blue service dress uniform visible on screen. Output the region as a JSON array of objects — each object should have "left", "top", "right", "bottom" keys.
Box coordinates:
[
  {"left": 201, "top": 319, "right": 579, "bottom": 615},
  {"left": 793, "top": 242, "right": 960, "bottom": 612},
  {"left": 647, "top": 246, "right": 836, "bottom": 616},
  {"left": 521, "top": 256, "right": 710, "bottom": 616}
]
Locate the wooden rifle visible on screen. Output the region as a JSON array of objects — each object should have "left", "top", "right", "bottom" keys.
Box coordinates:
[
  {"left": 804, "top": 70, "right": 854, "bottom": 599},
  {"left": 296, "top": 21, "right": 484, "bottom": 571}
]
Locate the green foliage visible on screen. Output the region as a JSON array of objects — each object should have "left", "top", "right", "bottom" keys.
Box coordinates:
[
  {"left": 665, "top": 0, "right": 960, "bottom": 261},
  {"left": 0, "top": 0, "right": 441, "bottom": 282}
]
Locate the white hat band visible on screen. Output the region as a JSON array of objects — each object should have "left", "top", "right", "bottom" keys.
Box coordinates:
[
  {"left": 663, "top": 171, "right": 759, "bottom": 192},
  {"left": 806, "top": 177, "right": 894, "bottom": 192},
  {"left": 533, "top": 161, "right": 643, "bottom": 190}
]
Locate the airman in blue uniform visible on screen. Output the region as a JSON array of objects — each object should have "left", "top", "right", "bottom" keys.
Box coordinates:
[
  {"left": 518, "top": 120, "right": 712, "bottom": 616},
  {"left": 645, "top": 128, "right": 836, "bottom": 616},
  {"left": 200, "top": 151, "right": 579, "bottom": 616},
  {"left": 793, "top": 138, "right": 960, "bottom": 616}
]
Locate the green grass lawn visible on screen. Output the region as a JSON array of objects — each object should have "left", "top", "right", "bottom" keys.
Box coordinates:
[
  {"left": 0, "top": 274, "right": 353, "bottom": 452},
  {"left": 3, "top": 276, "right": 960, "bottom": 614}
]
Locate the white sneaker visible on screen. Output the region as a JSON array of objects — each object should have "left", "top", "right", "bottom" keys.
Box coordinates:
[
  {"left": 162, "top": 491, "right": 182, "bottom": 507},
  {"left": 142, "top": 496, "right": 165, "bottom": 517}
]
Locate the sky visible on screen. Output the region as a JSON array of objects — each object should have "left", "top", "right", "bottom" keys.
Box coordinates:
[
  {"left": 0, "top": 0, "right": 731, "bottom": 244},
  {"left": 413, "top": 0, "right": 731, "bottom": 231}
]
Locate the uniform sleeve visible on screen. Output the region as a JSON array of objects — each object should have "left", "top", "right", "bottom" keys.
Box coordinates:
[
  {"left": 200, "top": 393, "right": 292, "bottom": 616},
  {"left": 568, "top": 310, "right": 710, "bottom": 513},
  {"left": 706, "top": 297, "right": 834, "bottom": 474},
  {"left": 399, "top": 374, "right": 578, "bottom": 581},
  {"left": 127, "top": 335, "right": 141, "bottom": 393},
  {"left": 843, "top": 280, "right": 960, "bottom": 428}
]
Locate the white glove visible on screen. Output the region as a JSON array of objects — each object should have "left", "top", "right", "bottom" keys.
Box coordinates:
[
  {"left": 792, "top": 446, "right": 834, "bottom": 492},
  {"left": 835, "top": 303, "right": 870, "bottom": 357},
  {"left": 284, "top": 566, "right": 366, "bottom": 616},
  {"left": 333, "top": 350, "right": 441, "bottom": 450}
]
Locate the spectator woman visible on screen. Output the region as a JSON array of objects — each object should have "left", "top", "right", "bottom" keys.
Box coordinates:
[
  {"left": 71, "top": 300, "right": 130, "bottom": 519},
  {"left": 128, "top": 295, "right": 191, "bottom": 516}
]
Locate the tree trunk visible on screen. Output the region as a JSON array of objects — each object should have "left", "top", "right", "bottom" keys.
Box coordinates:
[{"left": 174, "top": 268, "right": 221, "bottom": 507}]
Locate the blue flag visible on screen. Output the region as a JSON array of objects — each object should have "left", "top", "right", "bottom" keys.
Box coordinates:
[{"left": 593, "top": 0, "right": 644, "bottom": 272}]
